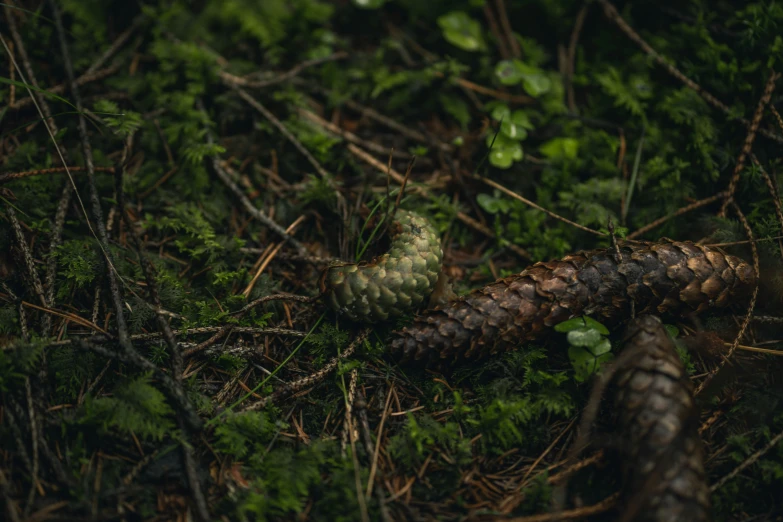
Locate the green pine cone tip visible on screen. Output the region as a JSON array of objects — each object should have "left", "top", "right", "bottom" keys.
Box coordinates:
[{"left": 322, "top": 209, "right": 443, "bottom": 322}]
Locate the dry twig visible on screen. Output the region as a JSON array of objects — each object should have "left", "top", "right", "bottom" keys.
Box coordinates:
[
  {"left": 347, "top": 143, "right": 533, "bottom": 260},
  {"left": 242, "top": 329, "right": 370, "bottom": 412},
  {"left": 219, "top": 52, "right": 347, "bottom": 88},
  {"left": 695, "top": 201, "right": 759, "bottom": 396},
  {"left": 710, "top": 428, "right": 783, "bottom": 492},
  {"left": 597, "top": 0, "right": 783, "bottom": 144},
  {"left": 719, "top": 71, "right": 779, "bottom": 217}
]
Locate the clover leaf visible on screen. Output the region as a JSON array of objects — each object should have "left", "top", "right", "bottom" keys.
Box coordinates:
[
  {"left": 557, "top": 316, "right": 613, "bottom": 382},
  {"left": 566, "top": 326, "right": 603, "bottom": 347},
  {"left": 569, "top": 339, "right": 613, "bottom": 383},
  {"left": 500, "top": 111, "right": 533, "bottom": 140},
  {"left": 494, "top": 60, "right": 552, "bottom": 96},
  {"left": 477, "top": 192, "right": 511, "bottom": 215},
  {"left": 438, "top": 12, "right": 486, "bottom": 52},
  {"left": 486, "top": 133, "right": 523, "bottom": 169},
  {"left": 554, "top": 316, "right": 610, "bottom": 335}
]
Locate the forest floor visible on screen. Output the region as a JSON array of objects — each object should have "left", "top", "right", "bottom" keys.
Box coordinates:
[{"left": 1, "top": 1, "right": 783, "bottom": 521}]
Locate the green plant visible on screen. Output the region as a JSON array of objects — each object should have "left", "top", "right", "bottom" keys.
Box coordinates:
[{"left": 555, "top": 316, "right": 613, "bottom": 383}]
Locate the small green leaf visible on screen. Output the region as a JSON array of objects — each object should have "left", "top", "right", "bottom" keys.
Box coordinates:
[
  {"left": 494, "top": 60, "right": 552, "bottom": 96},
  {"left": 352, "top": 0, "right": 386, "bottom": 8},
  {"left": 522, "top": 73, "right": 552, "bottom": 97},
  {"left": 487, "top": 139, "right": 523, "bottom": 169},
  {"left": 495, "top": 60, "right": 525, "bottom": 86},
  {"left": 591, "top": 338, "right": 612, "bottom": 356},
  {"left": 554, "top": 316, "right": 609, "bottom": 335},
  {"left": 477, "top": 193, "right": 510, "bottom": 214},
  {"left": 489, "top": 143, "right": 524, "bottom": 169},
  {"left": 569, "top": 345, "right": 613, "bottom": 383},
  {"left": 437, "top": 12, "right": 486, "bottom": 52},
  {"left": 439, "top": 94, "right": 472, "bottom": 128},
  {"left": 539, "top": 137, "right": 579, "bottom": 161},
  {"left": 566, "top": 327, "right": 602, "bottom": 347},
  {"left": 500, "top": 119, "right": 527, "bottom": 141},
  {"left": 664, "top": 324, "right": 680, "bottom": 339},
  {"left": 490, "top": 103, "right": 511, "bottom": 122}
]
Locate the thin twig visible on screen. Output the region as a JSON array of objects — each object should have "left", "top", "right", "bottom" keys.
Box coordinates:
[
  {"left": 7, "top": 39, "right": 14, "bottom": 106},
  {"left": 4, "top": 5, "right": 66, "bottom": 340},
  {"left": 566, "top": 5, "right": 588, "bottom": 113},
  {"left": 770, "top": 104, "right": 783, "bottom": 132},
  {"left": 502, "top": 493, "right": 618, "bottom": 522},
  {"left": 0, "top": 166, "right": 115, "bottom": 185},
  {"left": 345, "top": 368, "right": 371, "bottom": 522},
  {"left": 78, "top": 339, "right": 202, "bottom": 429},
  {"left": 7, "top": 66, "right": 120, "bottom": 111},
  {"left": 226, "top": 83, "right": 348, "bottom": 213},
  {"left": 704, "top": 235, "right": 783, "bottom": 248},
  {"left": 6, "top": 206, "right": 47, "bottom": 307},
  {"left": 478, "top": 175, "right": 607, "bottom": 237},
  {"left": 750, "top": 154, "right": 783, "bottom": 258},
  {"left": 596, "top": 0, "right": 783, "bottom": 144},
  {"left": 297, "top": 107, "right": 415, "bottom": 159},
  {"left": 695, "top": 201, "right": 759, "bottom": 396},
  {"left": 0, "top": 468, "right": 21, "bottom": 522},
  {"left": 32, "top": 0, "right": 127, "bottom": 343},
  {"left": 546, "top": 451, "right": 605, "bottom": 486},
  {"left": 43, "top": 182, "right": 74, "bottom": 337},
  {"left": 182, "top": 294, "right": 314, "bottom": 359},
  {"left": 727, "top": 343, "right": 783, "bottom": 356},
  {"left": 198, "top": 106, "right": 308, "bottom": 255},
  {"left": 366, "top": 384, "right": 393, "bottom": 500},
  {"left": 483, "top": 3, "right": 510, "bottom": 59},
  {"left": 18, "top": 301, "right": 107, "bottom": 334},
  {"left": 115, "top": 136, "right": 194, "bottom": 396},
  {"left": 719, "top": 71, "right": 779, "bottom": 217},
  {"left": 347, "top": 142, "right": 533, "bottom": 260},
  {"left": 234, "top": 293, "right": 316, "bottom": 316},
  {"left": 627, "top": 192, "right": 728, "bottom": 239},
  {"left": 85, "top": 16, "right": 144, "bottom": 75},
  {"left": 750, "top": 315, "right": 783, "bottom": 324},
  {"left": 297, "top": 83, "right": 454, "bottom": 152},
  {"left": 494, "top": 0, "right": 521, "bottom": 58},
  {"left": 711, "top": 428, "right": 783, "bottom": 492},
  {"left": 242, "top": 329, "right": 370, "bottom": 412},
  {"left": 519, "top": 417, "right": 577, "bottom": 488},
  {"left": 51, "top": 1, "right": 203, "bottom": 436},
  {"left": 219, "top": 51, "right": 347, "bottom": 88},
  {"left": 2, "top": 401, "right": 33, "bottom": 476},
  {"left": 179, "top": 418, "right": 210, "bottom": 522},
  {"left": 1, "top": 283, "right": 30, "bottom": 342},
  {"left": 48, "top": 326, "right": 306, "bottom": 347},
  {"left": 355, "top": 387, "right": 392, "bottom": 522},
  {"left": 81, "top": 359, "right": 112, "bottom": 405},
  {"left": 4, "top": 5, "right": 58, "bottom": 127},
  {"left": 242, "top": 215, "right": 307, "bottom": 297},
  {"left": 23, "top": 378, "right": 38, "bottom": 517},
  {"left": 437, "top": 73, "right": 535, "bottom": 104}
]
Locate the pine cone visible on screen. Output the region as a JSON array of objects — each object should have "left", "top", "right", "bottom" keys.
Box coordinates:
[
  {"left": 390, "top": 241, "right": 755, "bottom": 365},
  {"left": 614, "top": 315, "right": 710, "bottom": 522},
  {"left": 320, "top": 209, "right": 443, "bottom": 322}
]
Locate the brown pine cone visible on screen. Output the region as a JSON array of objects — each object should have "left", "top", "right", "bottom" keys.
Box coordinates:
[
  {"left": 613, "top": 315, "right": 710, "bottom": 522},
  {"left": 390, "top": 241, "right": 755, "bottom": 365}
]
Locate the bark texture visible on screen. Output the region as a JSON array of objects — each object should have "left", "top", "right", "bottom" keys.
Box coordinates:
[
  {"left": 613, "top": 315, "right": 711, "bottom": 522},
  {"left": 390, "top": 241, "right": 755, "bottom": 365}
]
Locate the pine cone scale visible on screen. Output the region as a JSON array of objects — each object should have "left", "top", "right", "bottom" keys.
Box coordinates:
[
  {"left": 614, "top": 315, "right": 711, "bottom": 522},
  {"left": 390, "top": 241, "right": 755, "bottom": 365}
]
